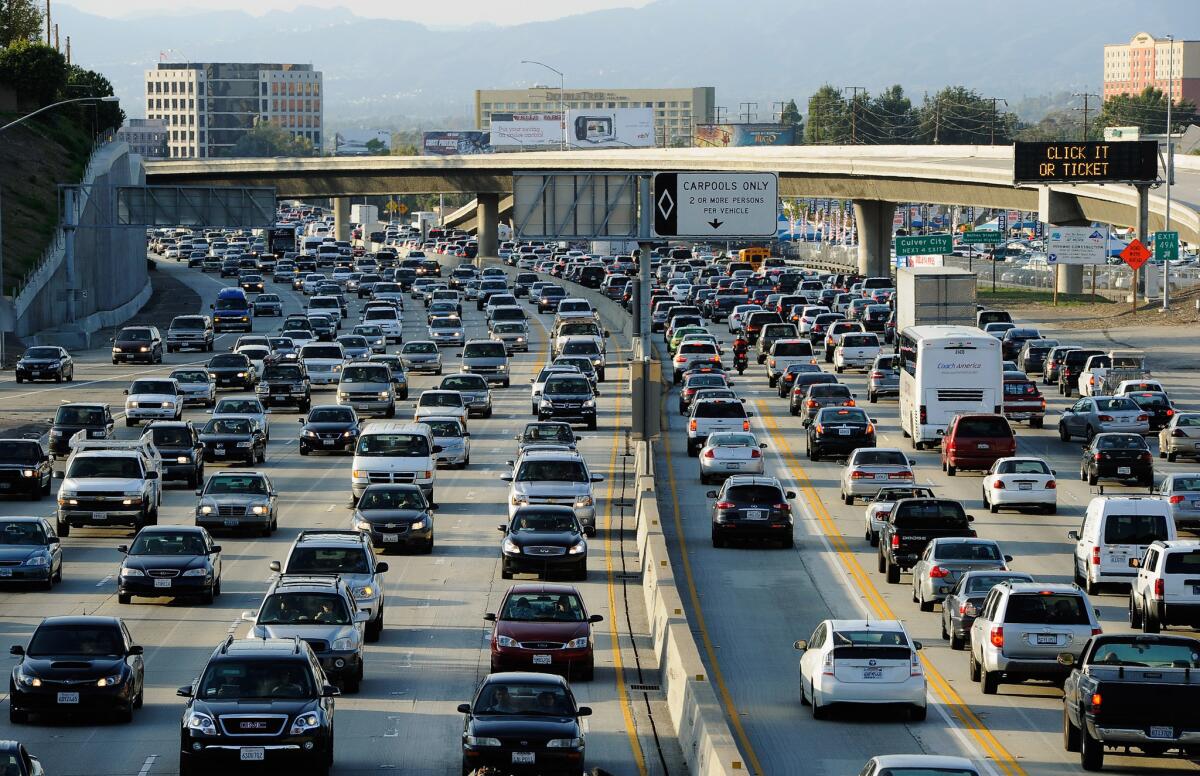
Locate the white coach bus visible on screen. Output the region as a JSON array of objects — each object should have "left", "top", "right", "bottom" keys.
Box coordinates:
[{"left": 898, "top": 325, "right": 1003, "bottom": 449}]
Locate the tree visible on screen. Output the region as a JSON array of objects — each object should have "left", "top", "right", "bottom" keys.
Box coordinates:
[
  {"left": 1014, "top": 108, "right": 1086, "bottom": 142},
  {"left": 364, "top": 137, "right": 388, "bottom": 154},
  {"left": 805, "top": 84, "right": 849, "bottom": 144},
  {"left": 227, "top": 122, "right": 315, "bottom": 157},
  {"left": 1097, "top": 86, "right": 1198, "bottom": 135},
  {"left": 867, "top": 85, "right": 917, "bottom": 144},
  {"left": 0, "top": 42, "right": 66, "bottom": 107},
  {"left": 0, "top": 0, "right": 43, "bottom": 48},
  {"left": 389, "top": 142, "right": 419, "bottom": 156},
  {"left": 916, "top": 86, "right": 1014, "bottom": 145},
  {"left": 65, "top": 64, "right": 124, "bottom": 132},
  {"left": 780, "top": 98, "right": 804, "bottom": 144}
]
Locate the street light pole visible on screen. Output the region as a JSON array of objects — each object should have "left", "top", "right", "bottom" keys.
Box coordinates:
[
  {"left": 1163, "top": 34, "right": 1175, "bottom": 311},
  {"left": 520, "top": 60, "right": 565, "bottom": 151}
]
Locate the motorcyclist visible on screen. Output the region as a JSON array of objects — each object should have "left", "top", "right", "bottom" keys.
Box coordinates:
[{"left": 732, "top": 334, "right": 750, "bottom": 359}]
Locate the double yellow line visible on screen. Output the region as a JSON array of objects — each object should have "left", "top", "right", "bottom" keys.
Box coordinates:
[{"left": 752, "top": 400, "right": 1026, "bottom": 776}]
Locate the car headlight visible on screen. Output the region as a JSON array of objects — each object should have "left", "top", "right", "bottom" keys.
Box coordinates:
[
  {"left": 21, "top": 555, "right": 48, "bottom": 567},
  {"left": 16, "top": 668, "right": 41, "bottom": 688},
  {"left": 304, "top": 429, "right": 318, "bottom": 437},
  {"left": 497, "top": 364, "right": 507, "bottom": 371},
  {"left": 494, "top": 635, "right": 519, "bottom": 648},
  {"left": 574, "top": 496, "right": 593, "bottom": 508},
  {"left": 96, "top": 673, "right": 124, "bottom": 687},
  {"left": 343, "top": 430, "right": 355, "bottom": 438},
  {"left": 112, "top": 347, "right": 123, "bottom": 353},
  {"left": 182, "top": 568, "right": 208, "bottom": 577},
  {"left": 199, "top": 505, "right": 213, "bottom": 515},
  {"left": 331, "top": 637, "right": 355, "bottom": 651},
  {"left": 139, "top": 346, "right": 149, "bottom": 353},
  {"left": 539, "top": 399, "right": 553, "bottom": 409},
  {"left": 546, "top": 738, "right": 583, "bottom": 749},
  {"left": 410, "top": 518, "right": 427, "bottom": 531},
  {"left": 355, "top": 520, "right": 373, "bottom": 532},
  {"left": 175, "top": 455, "right": 191, "bottom": 464},
  {"left": 502, "top": 538, "right": 521, "bottom": 554},
  {"left": 510, "top": 494, "right": 528, "bottom": 507},
  {"left": 355, "top": 585, "right": 375, "bottom": 599},
  {"left": 49, "top": 429, "right": 62, "bottom": 437},
  {"left": 564, "top": 637, "right": 589, "bottom": 649},
  {"left": 251, "top": 505, "right": 267, "bottom": 515},
  {"left": 19, "top": 469, "right": 34, "bottom": 478},
  {"left": 466, "top": 736, "right": 502, "bottom": 747},
  {"left": 161, "top": 401, "right": 173, "bottom": 409},
  {"left": 186, "top": 711, "right": 217, "bottom": 735},
  {"left": 378, "top": 391, "right": 390, "bottom": 400},
  {"left": 583, "top": 399, "right": 596, "bottom": 408},
  {"left": 236, "top": 372, "right": 246, "bottom": 377},
  {"left": 568, "top": 541, "right": 586, "bottom": 555}
]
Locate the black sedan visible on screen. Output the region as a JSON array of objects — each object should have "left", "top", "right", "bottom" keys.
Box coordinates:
[
  {"left": 143, "top": 421, "right": 204, "bottom": 488},
  {"left": 940, "top": 570, "right": 1033, "bottom": 650},
  {"left": 1125, "top": 390, "right": 1175, "bottom": 432},
  {"left": 1081, "top": 432, "right": 1154, "bottom": 487},
  {"left": 0, "top": 517, "right": 61, "bottom": 589},
  {"left": 205, "top": 353, "right": 256, "bottom": 390},
  {"left": 351, "top": 484, "right": 434, "bottom": 553},
  {"left": 787, "top": 372, "right": 840, "bottom": 409},
  {"left": 806, "top": 406, "right": 875, "bottom": 461},
  {"left": 299, "top": 405, "right": 361, "bottom": 455},
  {"left": 458, "top": 672, "right": 591, "bottom": 776},
  {"left": 14, "top": 346, "right": 73, "bottom": 384},
  {"left": 499, "top": 506, "right": 587, "bottom": 580},
  {"left": 9, "top": 616, "right": 145, "bottom": 723},
  {"left": 708, "top": 475, "right": 796, "bottom": 548},
  {"left": 117, "top": 526, "right": 221, "bottom": 605},
  {"left": 198, "top": 418, "right": 265, "bottom": 465}
]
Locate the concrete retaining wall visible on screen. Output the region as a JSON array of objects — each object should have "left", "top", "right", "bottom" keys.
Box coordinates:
[{"left": 12, "top": 141, "right": 148, "bottom": 347}]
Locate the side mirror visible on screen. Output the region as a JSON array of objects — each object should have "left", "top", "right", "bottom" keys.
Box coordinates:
[
  {"left": 1057, "top": 652, "right": 1076, "bottom": 667},
  {"left": 122, "top": 389, "right": 129, "bottom": 395},
  {"left": 483, "top": 612, "right": 497, "bottom": 622},
  {"left": 298, "top": 418, "right": 305, "bottom": 423},
  {"left": 1128, "top": 557, "right": 1142, "bottom": 568},
  {"left": 591, "top": 475, "right": 605, "bottom": 483},
  {"left": 1004, "top": 555, "right": 1014, "bottom": 563},
  {"left": 913, "top": 641, "right": 923, "bottom": 651},
  {"left": 116, "top": 545, "right": 129, "bottom": 554},
  {"left": 705, "top": 490, "right": 718, "bottom": 499},
  {"left": 210, "top": 546, "right": 222, "bottom": 554},
  {"left": 375, "top": 562, "right": 389, "bottom": 574},
  {"left": 194, "top": 489, "right": 203, "bottom": 497},
  {"left": 10, "top": 645, "right": 24, "bottom": 656},
  {"left": 793, "top": 640, "right": 808, "bottom": 651},
  {"left": 176, "top": 684, "right": 194, "bottom": 698},
  {"left": 966, "top": 515, "right": 976, "bottom": 522},
  {"left": 500, "top": 474, "right": 513, "bottom": 482},
  {"left": 760, "top": 443, "right": 768, "bottom": 449},
  {"left": 128, "top": 645, "right": 144, "bottom": 656},
  {"left": 1067, "top": 531, "right": 1080, "bottom": 541},
  {"left": 242, "top": 611, "right": 257, "bottom": 621},
  {"left": 589, "top": 614, "right": 604, "bottom": 623},
  {"left": 322, "top": 684, "right": 341, "bottom": 697},
  {"left": 458, "top": 703, "right": 472, "bottom": 714},
  {"left": 785, "top": 491, "right": 796, "bottom": 499},
  {"left": 746, "top": 411, "right": 754, "bottom": 417},
  {"left": 577, "top": 706, "right": 592, "bottom": 717},
  {"left": 1051, "top": 469, "right": 1057, "bottom": 475},
  {"left": 269, "top": 560, "right": 281, "bottom": 572}
]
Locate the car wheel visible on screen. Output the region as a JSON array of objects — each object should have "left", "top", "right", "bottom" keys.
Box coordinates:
[
  {"left": 1079, "top": 721, "right": 1105, "bottom": 771},
  {"left": 366, "top": 612, "right": 384, "bottom": 642},
  {"left": 918, "top": 589, "right": 934, "bottom": 613},
  {"left": 1128, "top": 594, "right": 1143, "bottom": 628},
  {"left": 909, "top": 704, "right": 927, "bottom": 722},
  {"left": 1087, "top": 469, "right": 1098, "bottom": 486},
  {"left": 949, "top": 627, "right": 965, "bottom": 651},
  {"left": 1144, "top": 604, "right": 1161, "bottom": 633},
  {"left": 711, "top": 532, "right": 725, "bottom": 549},
  {"left": 1064, "top": 708, "right": 1082, "bottom": 752},
  {"left": 868, "top": 391, "right": 877, "bottom": 403},
  {"left": 200, "top": 586, "right": 215, "bottom": 605},
  {"left": 810, "top": 682, "right": 829, "bottom": 720},
  {"left": 842, "top": 492, "right": 853, "bottom": 506},
  {"left": 57, "top": 520, "right": 70, "bottom": 538},
  {"left": 1059, "top": 423, "right": 1071, "bottom": 442},
  {"left": 885, "top": 558, "right": 900, "bottom": 584}
]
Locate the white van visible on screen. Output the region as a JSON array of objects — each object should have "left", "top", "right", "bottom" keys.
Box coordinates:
[
  {"left": 1069, "top": 496, "right": 1177, "bottom": 594},
  {"left": 351, "top": 421, "right": 438, "bottom": 503}
]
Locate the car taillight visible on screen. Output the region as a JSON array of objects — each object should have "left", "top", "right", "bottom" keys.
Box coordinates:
[
  {"left": 910, "top": 651, "right": 923, "bottom": 676},
  {"left": 891, "top": 534, "right": 900, "bottom": 548},
  {"left": 750, "top": 449, "right": 761, "bottom": 458},
  {"left": 774, "top": 502, "right": 791, "bottom": 513},
  {"left": 1167, "top": 409, "right": 1175, "bottom": 417},
  {"left": 1047, "top": 480, "right": 1056, "bottom": 489},
  {"left": 689, "top": 419, "right": 697, "bottom": 431},
  {"left": 851, "top": 470, "right": 870, "bottom": 479},
  {"left": 1141, "top": 452, "right": 1153, "bottom": 462},
  {"left": 742, "top": 420, "right": 750, "bottom": 431},
  {"left": 919, "top": 405, "right": 927, "bottom": 425},
  {"left": 814, "top": 424, "right": 824, "bottom": 434},
  {"left": 990, "top": 627, "right": 1004, "bottom": 648},
  {"left": 1098, "top": 414, "right": 1113, "bottom": 422},
  {"left": 769, "top": 358, "right": 776, "bottom": 367},
  {"left": 992, "top": 480, "right": 1005, "bottom": 489},
  {"left": 1092, "top": 546, "right": 1101, "bottom": 566},
  {"left": 822, "top": 653, "right": 835, "bottom": 676},
  {"left": 1090, "top": 692, "right": 1102, "bottom": 711},
  {"left": 1041, "top": 398, "right": 1047, "bottom": 409},
  {"left": 826, "top": 337, "right": 833, "bottom": 345},
  {"left": 807, "top": 400, "right": 818, "bottom": 408},
  {"left": 846, "top": 400, "right": 857, "bottom": 407},
  {"left": 866, "top": 423, "right": 874, "bottom": 434},
  {"left": 1137, "top": 414, "right": 1149, "bottom": 422},
  {"left": 1094, "top": 452, "right": 1103, "bottom": 461},
  {"left": 1169, "top": 494, "right": 1185, "bottom": 504},
  {"left": 889, "top": 471, "right": 913, "bottom": 480},
  {"left": 1154, "top": 578, "right": 1165, "bottom": 597},
  {"left": 870, "top": 371, "right": 884, "bottom": 379},
  {"left": 929, "top": 565, "right": 949, "bottom": 578},
  {"left": 715, "top": 501, "right": 735, "bottom": 509},
  {"left": 703, "top": 449, "right": 716, "bottom": 459},
  {"left": 1091, "top": 627, "right": 1103, "bottom": 637}
]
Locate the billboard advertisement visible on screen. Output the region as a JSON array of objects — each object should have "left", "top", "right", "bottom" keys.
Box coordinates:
[
  {"left": 694, "top": 123, "right": 796, "bottom": 147},
  {"left": 490, "top": 112, "right": 563, "bottom": 147},
  {"left": 421, "top": 131, "right": 493, "bottom": 156},
  {"left": 331, "top": 129, "right": 391, "bottom": 155},
  {"left": 566, "top": 108, "right": 655, "bottom": 149}
]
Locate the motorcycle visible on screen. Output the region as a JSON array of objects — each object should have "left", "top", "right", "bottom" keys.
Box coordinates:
[{"left": 733, "top": 351, "right": 748, "bottom": 374}]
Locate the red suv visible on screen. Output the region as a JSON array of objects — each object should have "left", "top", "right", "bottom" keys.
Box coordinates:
[
  {"left": 486, "top": 583, "right": 602, "bottom": 681},
  {"left": 941, "top": 413, "right": 1016, "bottom": 476}
]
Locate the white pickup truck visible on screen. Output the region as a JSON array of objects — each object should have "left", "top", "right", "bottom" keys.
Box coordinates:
[
  {"left": 1079, "top": 350, "right": 1150, "bottom": 397},
  {"left": 55, "top": 438, "right": 162, "bottom": 535}
]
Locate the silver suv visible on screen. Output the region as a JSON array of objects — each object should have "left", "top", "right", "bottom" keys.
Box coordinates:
[
  {"left": 244, "top": 574, "right": 369, "bottom": 692},
  {"left": 336, "top": 362, "right": 396, "bottom": 418},
  {"left": 968, "top": 581, "right": 1100, "bottom": 695},
  {"left": 271, "top": 530, "right": 389, "bottom": 642},
  {"left": 458, "top": 339, "right": 510, "bottom": 388},
  {"left": 502, "top": 449, "right": 604, "bottom": 536}
]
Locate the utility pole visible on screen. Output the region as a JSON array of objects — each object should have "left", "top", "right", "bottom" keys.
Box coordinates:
[
  {"left": 771, "top": 101, "right": 786, "bottom": 123},
  {"left": 986, "top": 97, "right": 1007, "bottom": 144},
  {"left": 738, "top": 102, "right": 757, "bottom": 123},
  {"left": 1163, "top": 35, "right": 1175, "bottom": 311},
  {"left": 933, "top": 95, "right": 940, "bottom": 144},
  {"left": 844, "top": 87, "right": 865, "bottom": 144},
  {"left": 1073, "top": 93, "right": 1099, "bottom": 140},
  {"left": 714, "top": 106, "right": 728, "bottom": 124}
]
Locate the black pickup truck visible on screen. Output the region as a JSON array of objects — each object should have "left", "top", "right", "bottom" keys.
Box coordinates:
[
  {"left": 1063, "top": 633, "right": 1200, "bottom": 771},
  {"left": 878, "top": 498, "right": 976, "bottom": 584}
]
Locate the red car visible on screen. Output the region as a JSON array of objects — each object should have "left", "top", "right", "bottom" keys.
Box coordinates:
[
  {"left": 941, "top": 413, "right": 1016, "bottom": 476},
  {"left": 486, "top": 584, "right": 601, "bottom": 681},
  {"left": 1001, "top": 371, "right": 1046, "bottom": 429}
]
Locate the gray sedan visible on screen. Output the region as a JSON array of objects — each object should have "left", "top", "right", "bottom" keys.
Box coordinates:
[
  {"left": 400, "top": 341, "right": 443, "bottom": 374},
  {"left": 439, "top": 373, "right": 493, "bottom": 418},
  {"left": 1159, "top": 412, "right": 1200, "bottom": 462},
  {"left": 1057, "top": 395, "right": 1150, "bottom": 441},
  {"left": 1156, "top": 473, "right": 1200, "bottom": 532},
  {"left": 866, "top": 354, "right": 900, "bottom": 403},
  {"left": 912, "top": 537, "right": 1012, "bottom": 612}
]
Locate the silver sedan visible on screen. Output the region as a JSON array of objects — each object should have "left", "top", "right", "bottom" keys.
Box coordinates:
[
  {"left": 1159, "top": 412, "right": 1200, "bottom": 462},
  {"left": 698, "top": 431, "right": 766, "bottom": 485},
  {"left": 1155, "top": 473, "right": 1200, "bottom": 532},
  {"left": 839, "top": 447, "right": 914, "bottom": 504},
  {"left": 911, "top": 537, "right": 1011, "bottom": 612},
  {"left": 1058, "top": 395, "right": 1149, "bottom": 441}
]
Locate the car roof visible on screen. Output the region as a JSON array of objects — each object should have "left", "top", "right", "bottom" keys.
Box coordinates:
[
  {"left": 723, "top": 475, "right": 782, "bottom": 487},
  {"left": 507, "top": 582, "right": 582, "bottom": 596},
  {"left": 220, "top": 637, "right": 306, "bottom": 657},
  {"left": 272, "top": 574, "right": 346, "bottom": 593},
  {"left": 37, "top": 615, "right": 121, "bottom": 627},
  {"left": 1002, "top": 581, "right": 1081, "bottom": 594},
  {"left": 826, "top": 619, "right": 906, "bottom": 631},
  {"left": 870, "top": 755, "right": 977, "bottom": 769},
  {"left": 517, "top": 449, "right": 585, "bottom": 462}
]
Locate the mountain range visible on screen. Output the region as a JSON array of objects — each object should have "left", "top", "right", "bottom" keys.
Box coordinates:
[{"left": 55, "top": 0, "right": 1192, "bottom": 130}]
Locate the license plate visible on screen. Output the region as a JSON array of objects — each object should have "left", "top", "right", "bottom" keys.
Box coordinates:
[
  {"left": 91, "top": 512, "right": 106, "bottom": 521},
  {"left": 1150, "top": 726, "right": 1173, "bottom": 740},
  {"left": 512, "top": 753, "right": 536, "bottom": 765},
  {"left": 214, "top": 446, "right": 225, "bottom": 454},
  {"left": 57, "top": 692, "right": 79, "bottom": 704},
  {"left": 725, "top": 462, "right": 743, "bottom": 469},
  {"left": 1036, "top": 634, "right": 1057, "bottom": 645},
  {"left": 532, "top": 654, "right": 552, "bottom": 665},
  {"left": 1019, "top": 482, "right": 1033, "bottom": 490},
  {"left": 838, "top": 428, "right": 851, "bottom": 436},
  {"left": 224, "top": 519, "right": 239, "bottom": 527},
  {"left": 745, "top": 510, "right": 764, "bottom": 520},
  {"left": 977, "top": 443, "right": 990, "bottom": 449},
  {"left": 862, "top": 668, "right": 883, "bottom": 680},
  {"left": 30, "top": 372, "right": 40, "bottom": 378},
  {"left": 382, "top": 534, "right": 399, "bottom": 543},
  {"left": 239, "top": 748, "right": 265, "bottom": 762},
  {"left": 154, "top": 578, "right": 171, "bottom": 588},
  {"left": 0, "top": 569, "right": 11, "bottom": 577},
  {"left": 1118, "top": 466, "right": 1131, "bottom": 475},
  {"left": 323, "top": 439, "right": 335, "bottom": 445}
]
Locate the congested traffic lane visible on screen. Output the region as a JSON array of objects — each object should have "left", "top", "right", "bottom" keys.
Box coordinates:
[
  {"left": 0, "top": 256, "right": 681, "bottom": 776},
  {"left": 650, "top": 308, "right": 1200, "bottom": 775}
]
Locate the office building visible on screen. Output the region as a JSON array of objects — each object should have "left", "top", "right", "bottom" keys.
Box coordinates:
[
  {"left": 116, "top": 118, "right": 167, "bottom": 159},
  {"left": 144, "top": 62, "right": 323, "bottom": 159},
  {"left": 1103, "top": 32, "right": 1200, "bottom": 103},
  {"left": 475, "top": 86, "right": 715, "bottom": 147}
]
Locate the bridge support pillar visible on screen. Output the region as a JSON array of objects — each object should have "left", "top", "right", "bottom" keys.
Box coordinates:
[
  {"left": 1057, "top": 264, "right": 1083, "bottom": 295},
  {"left": 333, "top": 197, "right": 350, "bottom": 242},
  {"left": 476, "top": 192, "right": 499, "bottom": 261},
  {"left": 853, "top": 200, "right": 896, "bottom": 277}
]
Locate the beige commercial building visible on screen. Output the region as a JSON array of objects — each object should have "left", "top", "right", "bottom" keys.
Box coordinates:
[
  {"left": 144, "top": 62, "right": 323, "bottom": 159},
  {"left": 475, "top": 86, "right": 715, "bottom": 146},
  {"left": 1103, "top": 32, "right": 1200, "bottom": 104}
]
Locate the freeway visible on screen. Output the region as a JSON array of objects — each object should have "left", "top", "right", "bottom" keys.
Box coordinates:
[
  {"left": 646, "top": 295, "right": 1200, "bottom": 774},
  {"left": 0, "top": 257, "right": 683, "bottom": 776}
]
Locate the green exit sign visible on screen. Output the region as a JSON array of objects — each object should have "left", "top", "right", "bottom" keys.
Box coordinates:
[
  {"left": 960, "top": 230, "right": 1002, "bottom": 245},
  {"left": 895, "top": 233, "right": 953, "bottom": 257},
  {"left": 1155, "top": 231, "right": 1179, "bottom": 261}
]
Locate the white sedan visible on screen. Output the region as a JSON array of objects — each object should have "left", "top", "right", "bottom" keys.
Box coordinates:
[
  {"left": 839, "top": 447, "right": 914, "bottom": 504},
  {"left": 981, "top": 456, "right": 1057, "bottom": 514},
  {"left": 859, "top": 755, "right": 980, "bottom": 776},
  {"left": 795, "top": 619, "right": 927, "bottom": 721},
  {"left": 698, "top": 431, "right": 766, "bottom": 484},
  {"left": 728, "top": 305, "right": 763, "bottom": 334}
]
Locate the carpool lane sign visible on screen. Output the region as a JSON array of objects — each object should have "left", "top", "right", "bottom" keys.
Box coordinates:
[{"left": 653, "top": 172, "right": 778, "bottom": 238}]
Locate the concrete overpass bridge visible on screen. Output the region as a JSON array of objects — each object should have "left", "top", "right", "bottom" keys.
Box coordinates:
[{"left": 145, "top": 145, "right": 1199, "bottom": 281}]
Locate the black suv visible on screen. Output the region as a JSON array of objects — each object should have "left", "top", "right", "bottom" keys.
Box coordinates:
[
  {"left": 537, "top": 374, "right": 598, "bottom": 430},
  {"left": 178, "top": 637, "right": 338, "bottom": 776},
  {"left": 707, "top": 475, "right": 796, "bottom": 548},
  {"left": 144, "top": 421, "right": 205, "bottom": 488},
  {"left": 257, "top": 361, "right": 312, "bottom": 412},
  {"left": 0, "top": 438, "right": 53, "bottom": 499},
  {"left": 111, "top": 326, "right": 163, "bottom": 365},
  {"left": 47, "top": 402, "right": 115, "bottom": 459}
]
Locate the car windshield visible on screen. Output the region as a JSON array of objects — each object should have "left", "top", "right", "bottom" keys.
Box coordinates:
[
  {"left": 130, "top": 380, "right": 178, "bottom": 396},
  {"left": 301, "top": 346, "right": 343, "bottom": 360},
  {"left": 545, "top": 377, "right": 591, "bottom": 394},
  {"left": 499, "top": 592, "right": 586, "bottom": 623},
  {"left": 129, "top": 531, "right": 206, "bottom": 555},
  {"left": 522, "top": 424, "right": 573, "bottom": 442},
  {"left": 150, "top": 427, "right": 192, "bottom": 447},
  {"left": 474, "top": 681, "right": 574, "bottom": 716},
  {"left": 494, "top": 323, "right": 524, "bottom": 334},
  {"left": 0, "top": 521, "right": 45, "bottom": 545},
  {"left": 27, "top": 624, "right": 125, "bottom": 657},
  {"left": 1005, "top": 593, "right": 1090, "bottom": 625},
  {"left": 511, "top": 510, "right": 579, "bottom": 532},
  {"left": 66, "top": 456, "right": 141, "bottom": 479},
  {"left": 441, "top": 376, "right": 486, "bottom": 391},
  {"left": 1089, "top": 639, "right": 1200, "bottom": 668},
  {"left": 517, "top": 460, "right": 587, "bottom": 482},
  {"left": 356, "top": 434, "right": 429, "bottom": 456},
  {"left": 215, "top": 400, "right": 261, "bottom": 414},
  {"left": 819, "top": 408, "right": 869, "bottom": 424},
  {"left": 198, "top": 660, "right": 317, "bottom": 700},
  {"left": 1103, "top": 514, "right": 1168, "bottom": 544},
  {"left": 893, "top": 501, "right": 968, "bottom": 527},
  {"left": 935, "top": 542, "right": 1002, "bottom": 561},
  {"left": 338, "top": 337, "right": 369, "bottom": 349},
  {"left": 341, "top": 366, "right": 388, "bottom": 383},
  {"left": 0, "top": 441, "right": 40, "bottom": 463},
  {"left": 203, "top": 419, "right": 252, "bottom": 435},
  {"left": 55, "top": 406, "right": 105, "bottom": 426},
  {"left": 1171, "top": 476, "right": 1200, "bottom": 492},
  {"left": 258, "top": 593, "right": 351, "bottom": 625},
  {"left": 965, "top": 574, "right": 1031, "bottom": 594},
  {"left": 1096, "top": 435, "right": 1147, "bottom": 450},
  {"left": 308, "top": 408, "right": 353, "bottom": 423},
  {"left": 209, "top": 355, "right": 247, "bottom": 368},
  {"left": 430, "top": 318, "right": 460, "bottom": 329},
  {"left": 725, "top": 484, "right": 783, "bottom": 504},
  {"left": 1004, "top": 381, "right": 1038, "bottom": 396},
  {"left": 206, "top": 475, "right": 267, "bottom": 495},
  {"left": 263, "top": 365, "right": 304, "bottom": 381},
  {"left": 425, "top": 420, "right": 464, "bottom": 437},
  {"left": 708, "top": 433, "right": 757, "bottom": 447},
  {"left": 997, "top": 459, "right": 1050, "bottom": 475},
  {"left": 556, "top": 357, "right": 594, "bottom": 374},
  {"left": 562, "top": 342, "right": 600, "bottom": 356},
  {"left": 841, "top": 335, "right": 877, "bottom": 347},
  {"left": 171, "top": 370, "right": 208, "bottom": 383},
  {"left": 286, "top": 546, "right": 369, "bottom": 575},
  {"left": 772, "top": 342, "right": 811, "bottom": 356},
  {"left": 119, "top": 329, "right": 151, "bottom": 342},
  {"left": 24, "top": 347, "right": 62, "bottom": 359},
  {"left": 686, "top": 375, "right": 726, "bottom": 388},
  {"left": 214, "top": 298, "right": 245, "bottom": 311},
  {"left": 854, "top": 450, "right": 907, "bottom": 466},
  {"left": 355, "top": 327, "right": 383, "bottom": 337},
  {"left": 463, "top": 342, "right": 506, "bottom": 358},
  {"left": 404, "top": 343, "right": 438, "bottom": 354},
  {"left": 1129, "top": 393, "right": 1170, "bottom": 408},
  {"left": 1095, "top": 398, "right": 1138, "bottom": 412},
  {"left": 421, "top": 393, "right": 463, "bottom": 408},
  {"left": 954, "top": 417, "right": 1011, "bottom": 437},
  {"left": 359, "top": 488, "right": 427, "bottom": 510}
]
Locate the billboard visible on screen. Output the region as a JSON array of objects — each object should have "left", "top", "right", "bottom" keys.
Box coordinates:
[
  {"left": 421, "top": 131, "right": 493, "bottom": 156},
  {"left": 1046, "top": 226, "right": 1107, "bottom": 266},
  {"left": 566, "top": 108, "right": 655, "bottom": 149},
  {"left": 332, "top": 129, "right": 390, "bottom": 155},
  {"left": 490, "top": 112, "right": 563, "bottom": 148},
  {"left": 694, "top": 123, "right": 796, "bottom": 147}
]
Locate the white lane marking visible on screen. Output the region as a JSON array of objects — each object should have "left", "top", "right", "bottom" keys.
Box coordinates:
[
  {"left": 137, "top": 754, "right": 157, "bottom": 776},
  {"left": 226, "top": 618, "right": 242, "bottom": 636},
  {"left": 95, "top": 573, "right": 113, "bottom": 588},
  {"left": 383, "top": 715, "right": 403, "bottom": 737},
  {"left": 325, "top": 504, "right": 334, "bottom": 512},
  {"left": 395, "top": 652, "right": 413, "bottom": 668}
]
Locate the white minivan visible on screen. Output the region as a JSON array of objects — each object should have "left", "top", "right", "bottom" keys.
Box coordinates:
[
  {"left": 351, "top": 421, "right": 438, "bottom": 504},
  {"left": 1069, "top": 496, "right": 1177, "bottom": 595}
]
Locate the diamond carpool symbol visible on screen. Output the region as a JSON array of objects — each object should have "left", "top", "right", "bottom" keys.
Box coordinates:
[{"left": 657, "top": 188, "right": 675, "bottom": 220}]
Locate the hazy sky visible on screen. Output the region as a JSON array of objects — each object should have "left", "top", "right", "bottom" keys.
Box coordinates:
[{"left": 59, "top": 0, "right": 654, "bottom": 26}]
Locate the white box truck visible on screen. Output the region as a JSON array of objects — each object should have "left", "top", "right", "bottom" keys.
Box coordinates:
[
  {"left": 350, "top": 204, "right": 379, "bottom": 226},
  {"left": 896, "top": 267, "right": 977, "bottom": 333}
]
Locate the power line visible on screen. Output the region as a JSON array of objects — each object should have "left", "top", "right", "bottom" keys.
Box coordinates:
[{"left": 1072, "top": 93, "right": 1100, "bottom": 140}]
